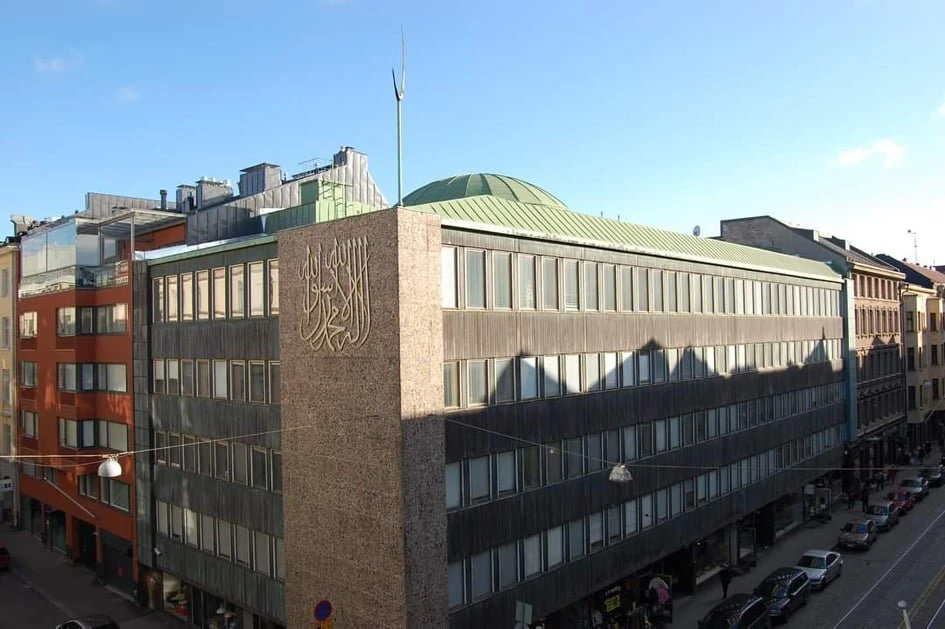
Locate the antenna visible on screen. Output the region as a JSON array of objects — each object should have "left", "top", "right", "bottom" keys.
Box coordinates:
[
  {"left": 693, "top": 225, "right": 702, "bottom": 237},
  {"left": 392, "top": 28, "right": 406, "bottom": 206}
]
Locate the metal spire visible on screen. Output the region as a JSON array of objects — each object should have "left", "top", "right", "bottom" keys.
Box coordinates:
[{"left": 392, "top": 28, "right": 406, "bottom": 206}]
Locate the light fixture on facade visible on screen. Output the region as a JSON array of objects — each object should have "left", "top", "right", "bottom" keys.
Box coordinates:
[
  {"left": 609, "top": 463, "right": 633, "bottom": 483},
  {"left": 97, "top": 456, "right": 122, "bottom": 479}
]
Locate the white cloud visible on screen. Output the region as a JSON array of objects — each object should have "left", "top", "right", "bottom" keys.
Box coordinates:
[
  {"left": 115, "top": 86, "right": 139, "bottom": 103},
  {"left": 34, "top": 57, "right": 68, "bottom": 73},
  {"left": 835, "top": 139, "right": 905, "bottom": 168},
  {"left": 937, "top": 98, "right": 945, "bottom": 118}
]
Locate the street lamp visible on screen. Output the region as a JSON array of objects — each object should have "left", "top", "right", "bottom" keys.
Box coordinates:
[
  {"left": 97, "top": 456, "right": 122, "bottom": 479},
  {"left": 898, "top": 600, "right": 912, "bottom": 629}
]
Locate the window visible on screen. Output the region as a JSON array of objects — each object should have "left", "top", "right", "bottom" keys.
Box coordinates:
[
  {"left": 496, "top": 450, "right": 516, "bottom": 495},
  {"left": 152, "top": 278, "right": 165, "bottom": 323},
  {"left": 248, "top": 362, "right": 266, "bottom": 403},
  {"left": 519, "top": 357, "right": 538, "bottom": 400},
  {"left": 59, "top": 418, "right": 78, "bottom": 448},
  {"left": 469, "top": 456, "right": 491, "bottom": 503},
  {"left": 471, "top": 551, "right": 493, "bottom": 600},
  {"left": 196, "top": 270, "right": 210, "bottom": 319},
  {"left": 196, "top": 360, "right": 211, "bottom": 398},
  {"left": 251, "top": 447, "right": 268, "bottom": 489},
  {"left": 217, "top": 521, "right": 232, "bottom": 559},
  {"left": 497, "top": 542, "right": 518, "bottom": 589},
  {"left": 200, "top": 514, "right": 215, "bottom": 553},
  {"left": 166, "top": 275, "right": 179, "bottom": 322},
  {"left": 215, "top": 443, "right": 230, "bottom": 480},
  {"left": 21, "top": 362, "right": 37, "bottom": 387},
  {"left": 182, "top": 435, "right": 196, "bottom": 471},
  {"left": 232, "top": 443, "right": 248, "bottom": 484},
  {"left": 170, "top": 505, "right": 183, "bottom": 539},
  {"left": 153, "top": 360, "right": 166, "bottom": 394},
  {"left": 166, "top": 360, "right": 180, "bottom": 395},
  {"left": 268, "top": 260, "right": 280, "bottom": 315},
  {"left": 180, "top": 273, "right": 194, "bottom": 321},
  {"left": 563, "top": 354, "right": 581, "bottom": 394},
  {"left": 568, "top": 518, "right": 585, "bottom": 560},
  {"left": 181, "top": 360, "right": 195, "bottom": 396},
  {"left": 601, "top": 264, "right": 617, "bottom": 311},
  {"left": 588, "top": 512, "right": 604, "bottom": 551},
  {"left": 101, "top": 479, "right": 130, "bottom": 511},
  {"left": 57, "top": 307, "right": 76, "bottom": 336},
  {"left": 155, "top": 431, "right": 167, "bottom": 463},
  {"left": 564, "top": 260, "right": 579, "bottom": 310},
  {"left": 585, "top": 353, "right": 601, "bottom": 391},
  {"left": 448, "top": 561, "right": 465, "bottom": 608},
  {"left": 98, "top": 364, "right": 127, "bottom": 392},
  {"left": 584, "top": 262, "right": 599, "bottom": 311},
  {"left": 523, "top": 534, "right": 542, "bottom": 578},
  {"left": 541, "top": 258, "right": 558, "bottom": 310},
  {"left": 543, "top": 356, "right": 560, "bottom": 397},
  {"left": 465, "top": 250, "right": 486, "bottom": 308},
  {"left": 493, "top": 252, "right": 512, "bottom": 309},
  {"left": 0, "top": 369, "right": 8, "bottom": 407},
  {"left": 564, "top": 436, "right": 583, "bottom": 478},
  {"left": 443, "top": 362, "right": 460, "bottom": 407},
  {"left": 184, "top": 508, "right": 198, "bottom": 546},
  {"left": 254, "top": 531, "right": 272, "bottom": 575},
  {"left": 168, "top": 433, "right": 181, "bottom": 467},
  {"left": 495, "top": 358, "right": 515, "bottom": 403},
  {"left": 546, "top": 442, "right": 563, "bottom": 483},
  {"left": 58, "top": 363, "right": 77, "bottom": 391},
  {"left": 271, "top": 451, "right": 282, "bottom": 492},
  {"left": 546, "top": 526, "right": 564, "bottom": 568},
  {"left": 212, "top": 268, "right": 226, "bottom": 319},
  {"left": 97, "top": 304, "right": 128, "bottom": 334},
  {"left": 234, "top": 525, "right": 251, "bottom": 567},
  {"left": 198, "top": 440, "right": 213, "bottom": 476},
  {"left": 0, "top": 269, "right": 7, "bottom": 298},
  {"left": 467, "top": 360, "right": 488, "bottom": 406},
  {"left": 518, "top": 255, "right": 536, "bottom": 309},
  {"left": 521, "top": 446, "right": 541, "bottom": 489},
  {"left": 248, "top": 262, "right": 265, "bottom": 316},
  {"left": 906, "top": 311, "right": 915, "bottom": 332},
  {"left": 229, "top": 265, "right": 245, "bottom": 318},
  {"left": 19, "top": 312, "right": 37, "bottom": 338},
  {"left": 213, "top": 360, "right": 228, "bottom": 399},
  {"left": 230, "top": 361, "right": 246, "bottom": 402},
  {"left": 270, "top": 362, "right": 281, "bottom": 404},
  {"left": 446, "top": 462, "right": 462, "bottom": 508},
  {"left": 441, "top": 247, "right": 457, "bottom": 308}
]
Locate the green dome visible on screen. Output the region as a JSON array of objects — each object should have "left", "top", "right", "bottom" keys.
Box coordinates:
[{"left": 403, "top": 173, "right": 568, "bottom": 209}]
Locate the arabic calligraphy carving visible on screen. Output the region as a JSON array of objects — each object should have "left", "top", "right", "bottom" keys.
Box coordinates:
[{"left": 298, "top": 237, "right": 372, "bottom": 352}]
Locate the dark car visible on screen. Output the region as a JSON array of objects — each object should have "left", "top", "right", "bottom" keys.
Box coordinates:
[
  {"left": 920, "top": 467, "right": 943, "bottom": 488},
  {"left": 699, "top": 593, "right": 772, "bottom": 629},
  {"left": 753, "top": 567, "right": 811, "bottom": 624},
  {"left": 55, "top": 616, "right": 120, "bottom": 629},
  {"left": 899, "top": 477, "right": 929, "bottom": 501},
  {"left": 838, "top": 519, "right": 878, "bottom": 550}
]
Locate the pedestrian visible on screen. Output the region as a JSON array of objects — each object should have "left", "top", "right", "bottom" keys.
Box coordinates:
[
  {"left": 875, "top": 471, "right": 885, "bottom": 491},
  {"left": 720, "top": 565, "right": 735, "bottom": 599},
  {"left": 847, "top": 482, "right": 858, "bottom": 510},
  {"left": 860, "top": 485, "right": 870, "bottom": 513}
]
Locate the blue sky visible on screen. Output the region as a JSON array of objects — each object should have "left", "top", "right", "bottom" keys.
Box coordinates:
[{"left": 2, "top": 0, "right": 944, "bottom": 265}]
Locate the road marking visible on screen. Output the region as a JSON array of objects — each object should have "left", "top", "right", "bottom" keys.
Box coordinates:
[
  {"left": 11, "top": 566, "right": 76, "bottom": 618},
  {"left": 927, "top": 596, "right": 945, "bottom": 629},
  {"left": 899, "top": 562, "right": 945, "bottom": 629},
  {"left": 831, "top": 503, "right": 945, "bottom": 629}
]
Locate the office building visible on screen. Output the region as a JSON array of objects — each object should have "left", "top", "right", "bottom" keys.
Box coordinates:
[{"left": 0, "top": 238, "right": 19, "bottom": 521}]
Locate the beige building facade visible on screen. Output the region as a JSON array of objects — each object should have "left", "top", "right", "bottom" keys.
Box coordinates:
[{"left": 0, "top": 241, "right": 18, "bottom": 521}]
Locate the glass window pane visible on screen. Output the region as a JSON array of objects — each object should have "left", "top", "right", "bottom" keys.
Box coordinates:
[
  {"left": 181, "top": 273, "right": 194, "bottom": 321},
  {"left": 249, "top": 262, "right": 265, "bottom": 316},
  {"left": 523, "top": 534, "right": 542, "bottom": 577},
  {"left": 601, "top": 264, "right": 616, "bottom": 311},
  {"left": 583, "top": 262, "right": 599, "bottom": 311},
  {"left": 465, "top": 250, "right": 486, "bottom": 308},
  {"left": 468, "top": 456, "right": 490, "bottom": 502},
  {"left": 448, "top": 561, "right": 465, "bottom": 608},
  {"left": 542, "top": 356, "right": 560, "bottom": 397},
  {"left": 546, "top": 526, "right": 564, "bottom": 568},
  {"left": 564, "top": 260, "right": 579, "bottom": 310},
  {"left": 521, "top": 446, "right": 541, "bottom": 489},
  {"left": 212, "top": 268, "right": 226, "bottom": 319},
  {"left": 495, "top": 358, "right": 515, "bottom": 403},
  {"left": 446, "top": 462, "right": 462, "bottom": 508},
  {"left": 229, "top": 265, "right": 245, "bottom": 318},
  {"left": 541, "top": 258, "right": 558, "bottom": 310},
  {"left": 493, "top": 252, "right": 512, "bottom": 309},
  {"left": 520, "top": 357, "right": 538, "bottom": 400},
  {"left": 467, "top": 361, "right": 487, "bottom": 406},
  {"left": 497, "top": 542, "right": 518, "bottom": 589},
  {"left": 568, "top": 518, "right": 585, "bottom": 560},
  {"left": 518, "top": 255, "right": 536, "bottom": 309},
  {"left": 268, "top": 259, "right": 280, "bottom": 316},
  {"left": 441, "top": 247, "right": 457, "bottom": 308},
  {"left": 471, "top": 551, "right": 493, "bottom": 599},
  {"left": 496, "top": 451, "right": 516, "bottom": 494},
  {"left": 196, "top": 270, "right": 210, "bottom": 319},
  {"left": 443, "top": 362, "right": 460, "bottom": 407}
]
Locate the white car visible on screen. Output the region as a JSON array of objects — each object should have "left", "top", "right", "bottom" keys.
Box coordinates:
[{"left": 795, "top": 549, "right": 842, "bottom": 590}]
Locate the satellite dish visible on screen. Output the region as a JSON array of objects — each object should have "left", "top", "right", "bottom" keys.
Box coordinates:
[{"left": 693, "top": 225, "right": 702, "bottom": 237}]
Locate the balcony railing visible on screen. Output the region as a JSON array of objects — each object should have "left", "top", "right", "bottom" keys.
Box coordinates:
[{"left": 19, "top": 261, "right": 129, "bottom": 298}]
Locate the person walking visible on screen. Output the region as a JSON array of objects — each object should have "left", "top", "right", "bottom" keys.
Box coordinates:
[
  {"left": 847, "top": 481, "right": 858, "bottom": 510},
  {"left": 860, "top": 484, "right": 870, "bottom": 513},
  {"left": 720, "top": 566, "right": 735, "bottom": 599}
]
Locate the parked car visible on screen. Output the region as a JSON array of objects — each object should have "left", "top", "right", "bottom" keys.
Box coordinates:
[
  {"left": 899, "top": 477, "right": 929, "bottom": 501},
  {"left": 55, "top": 617, "right": 120, "bottom": 629},
  {"left": 753, "top": 567, "right": 811, "bottom": 623},
  {"left": 698, "top": 593, "right": 772, "bottom": 629},
  {"left": 866, "top": 501, "right": 900, "bottom": 531},
  {"left": 794, "top": 549, "right": 842, "bottom": 590},
  {"left": 0, "top": 540, "right": 9, "bottom": 571},
  {"left": 920, "top": 467, "right": 943, "bottom": 488},
  {"left": 838, "top": 519, "right": 878, "bottom": 550},
  {"left": 888, "top": 489, "right": 915, "bottom": 513}
]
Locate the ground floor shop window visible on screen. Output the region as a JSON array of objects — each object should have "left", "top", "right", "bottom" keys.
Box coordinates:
[
  {"left": 693, "top": 529, "right": 727, "bottom": 582},
  {"left": 163, "top": 575, "right": 191, "bottom": 621}
]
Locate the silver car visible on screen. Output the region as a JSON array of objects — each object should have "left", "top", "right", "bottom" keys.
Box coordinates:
[{"left": 795, "top": 549, "right": 843, "bottom": 589}]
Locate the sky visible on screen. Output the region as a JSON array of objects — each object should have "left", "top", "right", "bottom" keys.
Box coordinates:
[{"left": 2, "top": 0, "right": 944, "bottom": 266}]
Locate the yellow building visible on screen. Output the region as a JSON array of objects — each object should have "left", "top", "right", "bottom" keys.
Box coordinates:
[{"left": 0, "top": 240, "right": 17, "bottom": 522}]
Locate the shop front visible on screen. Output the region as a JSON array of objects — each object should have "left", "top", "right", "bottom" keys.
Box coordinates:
[
  {"left": 692, "top": 529, "right": 729, "bottom": 587},
  {"left": 161, "top": 573, "right": 284, "bottom": 629},
  {"left": 771, "top": 493, "right": 803, "bottom": 539},
  {"left": 102, "top": 530, "right": 135, "bottom": 596}
]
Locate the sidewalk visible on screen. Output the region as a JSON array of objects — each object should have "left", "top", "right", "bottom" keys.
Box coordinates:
[
  {"left": 1, "top": 528, "right": 181, "bottom": 628},
  {"left": 671, "top": 507, "right": 848, "bottom": 627}
]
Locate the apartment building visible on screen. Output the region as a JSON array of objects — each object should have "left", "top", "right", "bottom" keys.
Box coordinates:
[
  {"left": 0, "top": 239, "right": 19, "bottom": 522},
  {"left": 876, "top": 256, "right": 945, "bottom": 443},
  {"left": 139, "top": 173, "right": 848, "bottom": 628},
  {"left": 719, "top": 217, "right": 906, "bottom": 477}
]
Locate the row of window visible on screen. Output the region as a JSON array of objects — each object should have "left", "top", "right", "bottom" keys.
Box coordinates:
[
  {"left": 58, "top": 419, "right": 129, "bottom": 451},
  {"left": 57, "top": 304, "right": 128, "bottom": 336},
  {"left": 906, "top": 344, "right": 945, "bottom": 371},
  {"left": 155, "top": 501, "right": 285, "bottom": 580},
  {"left": 19, "top": 312, "right": 37, "bottom": 338},
  {"left": 152, "top": 260, "right": 280, "bottom": 323},
  {"left": 1, "top": 316, "right": 10, "bottom": 349},
  {"left": 57, "top": 363, "right": 128, "bottom": 393},
  {"left": 854, "top": 274, "right": 899, "bottom": 301},
  {"left": 154, "top": 431, "right": 283, "bottom": 493},
  {"left": 75, "top": 475, "right": 133, "bottom": 512},
  {"left": 444, "top": 339, "right": 842, "bottom": 409},
  {"left": 446, "top": 382, "right": 844, "bottom": 509},
  {"left": 856, "top": 307, "right": 899, "bottom": 338},
  {"left": 153, "top": 359, "right": 281, "bottom": 405},
  {"left": 859, "top": 390, "right": 906, "bottom": 429},
  {"left": 447, "top": 425, "right": 843, "bottom": 608},
  {"left": 857, "top": 346, "right": 902, "bottom": 383},
  {"left": 441, "top": 246, "right": 843, "bottom": 317}
]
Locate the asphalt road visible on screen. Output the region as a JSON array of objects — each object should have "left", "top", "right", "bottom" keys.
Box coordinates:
[
  {"left": 0, "top": 567, "right": 70, "bottom": 628},
  {"left": 741, "top": 483, "right": 945, "bottom": 629}
]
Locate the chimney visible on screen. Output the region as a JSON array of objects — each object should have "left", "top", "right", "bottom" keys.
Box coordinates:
[
  {"left": 238, "top": 163, "right": 283, "bottom": 197},
  {"left": 195, "top": 177, "right": 233, "bottom": 209},
  {"left": 159, "top": 189, "right": 167, "bottom": 210}
]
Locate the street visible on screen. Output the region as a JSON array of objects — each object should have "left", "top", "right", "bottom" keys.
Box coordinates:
[
  {"left": 0, "top": 566, "right": 68, "bottom": 628},
  {"left": 676, "top": 476, "right": 945, "bottom": 629}
]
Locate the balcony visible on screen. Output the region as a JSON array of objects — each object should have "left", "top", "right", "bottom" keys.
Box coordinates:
[{"left": 19, "top": 261, "right": 129, "bottom": 298}]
